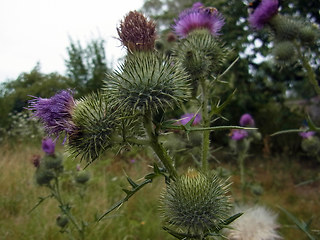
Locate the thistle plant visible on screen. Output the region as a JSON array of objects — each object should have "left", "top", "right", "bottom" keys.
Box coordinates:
[
  {"left": 248, "top": 0, "right": 320, "bottom": 95},
  {"left": 30, "top": 138, "right": 90, "bottom": 240},
  {"left": 229, "top": 114, "right": 261, "bottom": 193}
]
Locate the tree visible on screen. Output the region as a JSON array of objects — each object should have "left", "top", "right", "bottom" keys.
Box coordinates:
[{"left": 65, "top": 38, "right": 110, "bottom": 96}]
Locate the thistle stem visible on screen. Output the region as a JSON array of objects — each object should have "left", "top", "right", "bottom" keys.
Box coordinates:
[
  {"left": 50, "top": 177, "right": 85, "bottom": 240},
  {"left": 200, "top": 79, "right": 210, "bottom": 172},
  {"left": 295, "top": 43, "right": 320, "bottom": 96},
  {"left": 143, "top": 112, "right": 178, "bottom": 180}
]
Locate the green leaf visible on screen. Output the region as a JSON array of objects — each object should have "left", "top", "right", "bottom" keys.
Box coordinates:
[
  {"left": 127, "top": 177, "right": 138, "bottom": 188},
  {"left": 278, "top": 206, "right": 316, "bottom": 240},
  {"left": 28, "top": 194, "right": 53, "bottom": 214}
]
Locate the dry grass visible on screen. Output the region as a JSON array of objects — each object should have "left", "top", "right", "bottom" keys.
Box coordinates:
[{"left": 0, "top": 143, "right": 319, "bottom": 239}]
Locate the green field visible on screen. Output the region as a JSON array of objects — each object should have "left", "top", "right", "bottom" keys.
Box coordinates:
[{"left": 1, "top": 143, "right": 319, "bottom": 239}]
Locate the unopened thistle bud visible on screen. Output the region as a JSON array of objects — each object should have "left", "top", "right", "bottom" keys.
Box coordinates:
[
  {"left": 67, "top": 93, "right": 118, "bottom": 163},
  {"left": 161, "top": 168, "right": 232, "bottom": 237},
  {"left": 117, "top": 11, "right": 156, "bottom": 52},
  {"left": 56, "top": 215, "right": 69, "bottom": 228},
  {"left": 272, "top": 41, "right": 297, "bottom": 66},
  {"left": 75, "top": 170, "right": 90, "bottom": 184},
  {"left": 104, "top": 52, "right": 191, "bottom": 115}
]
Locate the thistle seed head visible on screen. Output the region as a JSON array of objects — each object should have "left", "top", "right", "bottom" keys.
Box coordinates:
[
  {"left": 117, "top": 11, "right": 156, "bottom": 52},
  {"left": 67, "top": 93, "right": 118, "bottom": 163},
  {"left": 161, "top": 168, "right": 232, "bottom": 236},
  {"left": 104, "top": 51, "right": 191, "bottom": 115}
]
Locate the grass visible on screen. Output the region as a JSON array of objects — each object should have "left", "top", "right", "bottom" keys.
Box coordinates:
[{"left": 0, "top": 142, "right": 319, "bottom": 239}]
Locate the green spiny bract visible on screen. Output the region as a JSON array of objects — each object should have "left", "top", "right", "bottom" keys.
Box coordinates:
[
  {"left": 272, "top": 40, "right": 297, "bottom": 67},
  {"left": 173, "top": 29, "right": 231, "bottom": 84},
  {"left": 104, "top": 51, "right": 191, "bottom": 115},
  {"left": 161, "top": 168, "right": 232, "bottom": 237},
  {"left": 67, "top": 93, "right": 118, "bottom": 163},
  {"left": 298, "top": 24, "right": 319, "bottom": 45},
  {"left": 35, "top": 154, "right": 63, "bottom": 185},
  {"left": 301, "top": 136, "right": 320, "bottom": 159},
  {"left": 75, "top": 170, "right": 90, "bottom": 184},
  {"left": 268, "top": 15, "right": 301, "bottom": 41}
]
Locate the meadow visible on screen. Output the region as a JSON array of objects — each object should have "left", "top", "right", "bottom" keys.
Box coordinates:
[{"left": 1, "top": 141, "right": 319, "bottom": 240}]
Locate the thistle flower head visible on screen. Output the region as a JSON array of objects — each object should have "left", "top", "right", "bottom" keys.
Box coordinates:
[
  {"left": 117, "top": 11, "right": 156, "bottom": 52},
  {"left": 104, "top": 52, "right": 191, "bottom": 115},
  {"left": 28, "top": 90, "right": 76, "bottom": 136},
  {"left": 161, "top": 168, "right": 232, "bottom": 237},
  {"left": 239, "top": 113, "right": 255, "bottom": 127},
  {"left": 174, "top": 2, "right": 225, "bottom": 38},
  {"left": 248, "top": 0, "right": 279, "bottom": 30},
  {"left": 177, "top": 113, "right": 201, "bottom": 126},
  {"left": 225, "top": 205, "right": 282, "bottom": 240},
  {"left": 42, "top": 138, "right": 55, "bottom": 155},
  {"left": 230, "top": 129, "right": 248, "bottom": 141},
  {"left": 299, "top": 131, "right": 315, "bottom": 139},
  {"left": 67, "top": 93, "right": 118, "bottom": 163}
]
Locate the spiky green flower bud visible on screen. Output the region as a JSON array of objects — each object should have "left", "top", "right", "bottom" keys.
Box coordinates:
[
  {"left": 75, "top": 170, "right": 90, "bottom": 184},
  {"left": 43, "top": 154, "right": 63, "bottom": 170},
  {"left": 298, "top": 25, "right": 319, "bottom": 45},
  {"left": 272, "top": 41, "right": 297, "bottom": 66},
  {"left": 161, "top": 168, "right": 232, "bottom": 237},
  {"left": 35, "top": 166, "right": 55, "bottom": 185},
  {"left": 268, "top": 15, "right": 301, "bottom": 41},
  {"left": 67, "top": 93, "right": 118, "bottom": 163},
  {"left": 104, "top": 51, "right": 191, "bottom": 115},
  {"left": 56, "top": 215, "right": 69, "bottom": 228},
  {"left": 173, "top": 29, "right": 231, "bottom": 93},
  {"left": 301, "top": 136, "right": 320, "bottom": 159}
]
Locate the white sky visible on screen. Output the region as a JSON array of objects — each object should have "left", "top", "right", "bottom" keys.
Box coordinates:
[{"left": 0, "top": 0, "right": 144, "bottom": 83}]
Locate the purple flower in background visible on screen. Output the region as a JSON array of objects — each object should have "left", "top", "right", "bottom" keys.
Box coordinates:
[
  {"left": 239, "top": 113, "right": 255, "bottom": 127},
  {"left": 299, "top": 131, "right": 315, "bottom": 139},
  {"left": 173, "top": 2, "right": 225, "bottom": 38},
  {"left": 248, "top": 0, "right": 279, "bottom": 30},
  {"left": 230, "top": 129, "right": 248, "bottom": 141},
  {"left": 28, "top": 90, "right": 76, "bottom": 136},
  {"left": 42, "top": 138, "right": 55, "bottom": 155},
  {"left": 177, "top": 113, "right": 202, "bottom": 126}
]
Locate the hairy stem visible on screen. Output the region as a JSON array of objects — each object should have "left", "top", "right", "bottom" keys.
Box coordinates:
[
  {"left": 50, "top": 177, "right": 85, "bottom": 240},
  {"left": 295, "top": 43, "right": 320, "bottom": 96},
  {"left": 143, "top": 112, "right": 178, "bottom": 180},
  {"left": 200, "top": 79, "right": 210, "bottom": 172}
]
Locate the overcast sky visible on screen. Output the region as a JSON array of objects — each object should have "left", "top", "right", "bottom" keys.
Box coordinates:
[{"left": 0, "top": 0, "right": 144, "bottom": 83}]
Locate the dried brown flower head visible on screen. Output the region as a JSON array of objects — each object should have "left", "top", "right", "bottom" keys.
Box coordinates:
[{"left": 117, "top": 11, "right": 156, "bottom": 51}]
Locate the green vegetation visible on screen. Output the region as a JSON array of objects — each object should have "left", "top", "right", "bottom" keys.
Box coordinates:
[{"left": 0, "top": 144, "right": 319, "bottom": 239}]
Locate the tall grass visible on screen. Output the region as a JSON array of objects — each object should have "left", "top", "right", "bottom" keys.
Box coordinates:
[{"left": 0, "top": 143, "right": 319, "bottom": 239}]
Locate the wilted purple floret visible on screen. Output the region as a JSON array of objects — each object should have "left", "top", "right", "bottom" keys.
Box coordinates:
[
  {"left": 299, "top": 131, "right": 315, "bottom": 139},
  {"left": 178, "top": 113, "right": 202, "bottom": 126},
  {"left": 239, "top": 113, "right": 255, "bottom": 127},
  {"left": 42, "top": 138, "right": 55, "bottom": 155},
  {"left": 231, "top": 129, "right": 248, "bottom": 141},
  {"left": 248, "top": 0, "right": 279, "bottom": 30},
  {"left": 173, "top": 2, "right": 225, "bottom": 38},
  {"left": 28, "top": 90, "right": 76, "bottom": 136}
]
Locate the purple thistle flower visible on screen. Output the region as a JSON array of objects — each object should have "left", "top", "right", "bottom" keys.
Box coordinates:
[
  {"left": 230, "top": 129, "right": 248, "bottom": 141},
  {"left": 248, "top": 0, "right": 279, "bottom": 30},
  {"left": 239, "top": 113, "right": 255, "bottom": 127},
  {"left": 299, "top": 131, "right": 315, "bottom": 139},
  {"left": 177, "top": 113, "right": 202, "bottom": 126},
  {"left": 42, "top": 138, "right": 55, "bottom": 155},
  {"left": 173, "top": 2, "right": 225, "bottom": 38},
  {"left": 28, "top": 90, "right": 76, "bottom": 136}
]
